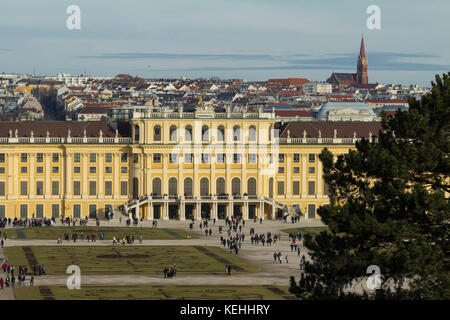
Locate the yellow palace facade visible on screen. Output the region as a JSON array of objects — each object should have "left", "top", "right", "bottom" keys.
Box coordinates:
[{"left": 0, "top": 107, "right": 381, "bottom": 220}]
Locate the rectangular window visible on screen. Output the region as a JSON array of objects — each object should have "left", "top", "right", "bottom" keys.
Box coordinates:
[
  {"left": 105, "top": 181, "right": 112, "bottom": 196},
  {"left": 90, "top": 153, "right": 96, "bottom": 163},
  {"left": 52, "top": 153, "right": 59, "bottom": 162},
  {"left": 120, "top": 181, "right": 128, "bottom": 196},
  {"left": 169, "top": 153, "right": 178, "bottom": 163},
  {"left": 184, "top": 153, "right": 193, "bottom": 164},
  {"left": 52, "top": 181, "right": 59, "bottom": 195},
  {"left": 0, "top": 181, "right": 5, "bottom": 196},
  {"left": 216, "top": 153, "right": 225, "bottom": 164},
  {"left": 293, "top": 181, "right": 300, "bottom": 195},
  {"left": 105, "top": 153, "right": 112, "bottom": 163},
  {"left": 324, "top": 181, "right": 329, "bottom": 196},
  {"left": 36, "top": 181, "right": 44, "bottom": 195},
  {"left": 308, "top": 167, "right": 315, "bottom": 174},
  {"left": 309, "top": 154, "right": 316, "bottom": 163},
  {"left": 21, "top": 153, "right": 27, "bottom": 162},
  {"left": 133, "top": 154, "right": 139, "bottom": 164},
  {"left": 0, "top": 167, "right": 5, "bottom": 174},
  {"left": 121, "top": 153, "right": 128, "bottom": 163},
  {"left": 52, "top": 204, "right": 59, "bottom": 218},
  {"left": 89, "top": 181, "right": 96, "bottom": 196},
  {"left": 269, "top": 154, "right": 273, "bottom": 164},
  {"left": 20, "top": 204, "right": 28, "bottom": 219},
  {"left": 0, "top": 154, "right": 4, "bottom": 163},
  {"left": 52, "top": 166, "right": 59, "bottom": 174},
  {"left": 73, "top": 181, "right": 81, "bottom": 196},
  {"left": 121, "top": 167, "right": 128, "bottom": 174},
  {"left": 21, "top": 166, "right": 28, "bottom": 173},
  {"left": 20, "top": 181, "right": 27, "bottom": 195},
  {"left": 0, "top": 205, "right": 4, "bottom": 218},
  {"left": 89, "top": 167, "right": 97, "bottom": 174},
  {"left": 74, "top": 153, "right": 81, "bottom": 163},
  {"left": 293, "top": 167, "right": 300, "bottom": 174},
  {"left": 105, "top": 166, "right": 112, "bottom": 174},
  {"left": 233, "top": 154, "right": 241, "bottom": 164},
  {"left": 74, "top": 166, "right": 81, "bottom": 174},
  {"left": 277, "top": 181, "right": 285, "bottom": 196},
  {"left": 36, "top": 204, "right": 44, "bottom": 218},
  {"left": 201, "top": 154, "right": 209, "bottom": 164},
  {"left": 36, "top": 166, "right": 43, "bottom": 173},
  {"left": 278, "top": 167, "right": 284, "bottom": 174},
  {"left": 89, "top": 204, "right": 97, "bottom": 219},
  {"left": 308, "top": 181, "right": 316, "bottom": 195},
  {"left": 153, "top": 153, "right": 161, "bottom": 163},
  {"left": 36, "top": 153, "right": 44, "bottom": 163},
  {"left": 248, "top": 154, "right": 257, "bottom": 164},
  {"left": 73, "top": 204, "right": 81, "bottom": 218},
  {"left": 293, "top": 153, "right": 300, "bottom": 163},
  {"left": 278, "top": 154, "right": 285, "bottom": 163}
]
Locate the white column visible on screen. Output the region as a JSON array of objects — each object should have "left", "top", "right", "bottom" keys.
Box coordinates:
[
  {"left": 180, "top": 202, "right": 185, "bottom": 220},
  {"left": 147, "top": 203, "right": 151, "bottom": 220},
  {"left": 260, "top": 201, "right": 264, "bottom": 220},
  {"left": 98, "top": 153, "right": 104, "bottom": 198},
  {"left": 113, "top": 153, "right": 119, "bottom": 198},
  {"left": 82, "top": 153, "right": 88, "bottom": 198},
  {"left": 29, "top": 153, "right": 35, "bottom": 199},
  {"left": 286, "top": 153, "right": 292, "bottom": 197},
  {"left": 244, "top": 202, "right": 249, "bottom": 220},
  {"left": 45, "top": 153, "right": 51, "bottom": 198},
  {"left": 317, "top": 158, "right": 323, "bottom": 198},
  {"left": 301, "top": 154, "right": 307, "bottom": 198},
  {"left": 65, "top": 153, "right": 72, "bottom": 197}
]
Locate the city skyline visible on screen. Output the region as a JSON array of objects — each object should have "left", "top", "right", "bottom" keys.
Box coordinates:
[{"left": 0, "top": 0, "right": 449, "bottom": 86}]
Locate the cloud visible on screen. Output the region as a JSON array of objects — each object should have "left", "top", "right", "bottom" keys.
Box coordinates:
[
  {"left": 0, "top": 48, "right": 11, "bottom": 52},
  {"left": 76, "top": 52, "right": 307, "bottom": 61},
  {"left": 112, "top": 51, "right": 448, "bottom": 72}
]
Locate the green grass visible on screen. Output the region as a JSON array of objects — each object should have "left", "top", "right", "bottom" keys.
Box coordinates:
[
  {"left": 4, "top": 246, "right": 261, "bottom": 275},
  {"left": 8, "top": 226, "right": 195, "bottom": 240},
  {"left": 14, "top": 285, "right": 296, "bottom": 300},
  {"left": 281, "top": 227, "right": 330, "bottom": 236}
]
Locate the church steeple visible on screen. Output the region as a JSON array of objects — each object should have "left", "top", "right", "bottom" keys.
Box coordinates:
[{"left": 356, "top": 34, "right": 368, "bottom": 84}]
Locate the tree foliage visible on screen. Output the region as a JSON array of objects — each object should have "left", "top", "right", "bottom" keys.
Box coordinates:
[{"left": 289, "top": 73, "right": 450, "bottom": 299}]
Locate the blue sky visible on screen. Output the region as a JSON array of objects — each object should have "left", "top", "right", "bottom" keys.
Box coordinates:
[{"left": 0, "top": 0, "right": 449, "bottom": 86}]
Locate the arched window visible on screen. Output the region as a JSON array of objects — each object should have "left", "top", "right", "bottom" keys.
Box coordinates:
[
  {"left": 202, "top": 125, "right": 209, "bottom": 142},
  {"left": 184, "top": 177, "right": 193, "bottom": 196},
  {"left": 233, "top": 125, "right": 241, "bottom": 142},
  {"left": 247, "top": 178, "right": 257, "bottom": 195},
  {"left": 269, "top": 178, "right": 274, "bottom": 198},
  {"left": 134, "top": 125, "right": 140, "bottom": 142},
  {"left": 152, "top": 177, "right": 161, "bottom": 196},
  {"left": 248, "top": 125, "right": 256, "bottom": 142},
  {"left": 168, "top": 177, "right": 177, "bottom": 196},
  {"left": 185, "top": 125, "right": 192, "bottom": 141},
  {"left": 217, "top": 125, "right": 225, "bottom": 142},
  {"left": 216, "top": 177, "right": 226, "bottom": 195},
  {"left": 232, "top": 177, "right": 241, "bottom": 195},
  {"left": 169, "top": 125, "right": 177, "bottom": 141},
  {"left": 153, "top": 125, "right": 161, "bottom": 141},
  {"left": 200, "top": 177, "right": 209, "bottom": 196}
]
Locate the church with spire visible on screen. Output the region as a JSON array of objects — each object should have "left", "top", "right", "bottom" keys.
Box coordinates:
[{"left": 327, "top": 35, "right": 369, "bottom": 88}]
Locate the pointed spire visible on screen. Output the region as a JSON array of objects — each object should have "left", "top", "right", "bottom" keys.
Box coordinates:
[{"left": 359, "top": 33, "right": 366, "bottom": 58}]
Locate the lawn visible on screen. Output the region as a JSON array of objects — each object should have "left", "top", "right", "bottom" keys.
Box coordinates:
[
  {"left": 281, "top": 226, "right": 330, "bottom": 236},
  {"left": 3, "top": 246, "right": 261, "bottom": 275},
  {"left": 8, "top": 226, "right": 195, "bottom": 240},
  {"left": 14, "top": 285, "right": 296, "bottom": 300}
]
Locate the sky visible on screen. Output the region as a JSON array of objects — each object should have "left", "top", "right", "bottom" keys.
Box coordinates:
[{"left": 0, "top": 0, "right": 449, "bottom": 86}]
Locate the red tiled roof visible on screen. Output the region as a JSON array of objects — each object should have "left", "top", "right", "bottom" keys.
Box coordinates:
[{"left": 267, "top": 78, "right": 309, "bottom": 86}]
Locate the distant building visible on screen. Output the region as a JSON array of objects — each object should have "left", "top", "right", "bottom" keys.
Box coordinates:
[
  {"left": 327, "top": 36, "right": 369, "bottom": 88},
  {"left": 302, "top": 81, "right": 332, "bottom": 95},
  {"left": 316, "top": 102, "right": 378, "bottom": 122}
]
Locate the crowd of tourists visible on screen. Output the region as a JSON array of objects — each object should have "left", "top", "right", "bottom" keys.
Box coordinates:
[
  {"left": 163, "top": 264, "right": 177, "bottom": 278},
  {"left": 0, "top": 258, "right": 43, "bottom": 289}
]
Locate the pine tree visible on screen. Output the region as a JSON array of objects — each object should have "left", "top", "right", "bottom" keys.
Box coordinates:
[{"left": 290, "top": 73, "right": 450, "bottom": 299}]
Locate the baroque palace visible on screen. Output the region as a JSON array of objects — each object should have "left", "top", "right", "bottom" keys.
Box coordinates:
[{"left": 0, "top": 103, "right": 381, "bottom": 221}]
